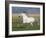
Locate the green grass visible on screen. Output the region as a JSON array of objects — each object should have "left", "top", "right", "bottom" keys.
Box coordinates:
[{"left": 12, "top": 15, "right": 40, "bottom": 31}]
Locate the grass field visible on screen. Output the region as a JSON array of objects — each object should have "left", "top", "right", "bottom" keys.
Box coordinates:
[{"left": 12, "top": 15, "right": 40, "bottom": 31}]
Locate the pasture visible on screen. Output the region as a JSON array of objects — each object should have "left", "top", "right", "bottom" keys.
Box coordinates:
[{"left": 12, "top": 15, "right": 40, "bottom": 31}]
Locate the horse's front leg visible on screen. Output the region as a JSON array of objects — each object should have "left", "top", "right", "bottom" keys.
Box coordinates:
[{"left": 30, "top": 23, "right": 33, "bottom": 26}]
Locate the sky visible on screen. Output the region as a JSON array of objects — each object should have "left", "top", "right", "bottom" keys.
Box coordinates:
[{"left": 12, "top": 7, "right": 40, "bottom": 14}]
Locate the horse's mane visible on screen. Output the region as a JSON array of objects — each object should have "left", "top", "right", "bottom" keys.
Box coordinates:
[{"left": 21, "top": 13, "right": 27, "bottom": 17}]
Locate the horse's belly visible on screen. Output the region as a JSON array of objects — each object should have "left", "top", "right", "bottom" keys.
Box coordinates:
[
  {"left": 23, "top": 17, "right": 35, "bottom": 23},
  {"left": 23, "top": 19, "right": 31, "bottom": 23}
]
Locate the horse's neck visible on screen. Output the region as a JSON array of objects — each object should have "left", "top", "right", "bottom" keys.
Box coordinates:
[
  {"left": 22, "top": 13, "right": 27, "bottom": 18},
  {"left": 23, "top": 15, "right": 27, "bottom": 18}
]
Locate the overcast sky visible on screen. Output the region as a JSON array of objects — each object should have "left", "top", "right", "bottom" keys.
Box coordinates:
[{"left": 12, "top": 7, "right": 40, "bottom": 14}]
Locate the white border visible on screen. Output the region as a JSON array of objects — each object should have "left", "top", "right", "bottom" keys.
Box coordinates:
[{"left": 9, "top": 4, "right": 43, "bottom": 35}]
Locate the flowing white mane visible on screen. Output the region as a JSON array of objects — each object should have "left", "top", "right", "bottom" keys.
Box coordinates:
[{"left": 21, "top": 13, "right": 27, "bottom": 18}]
